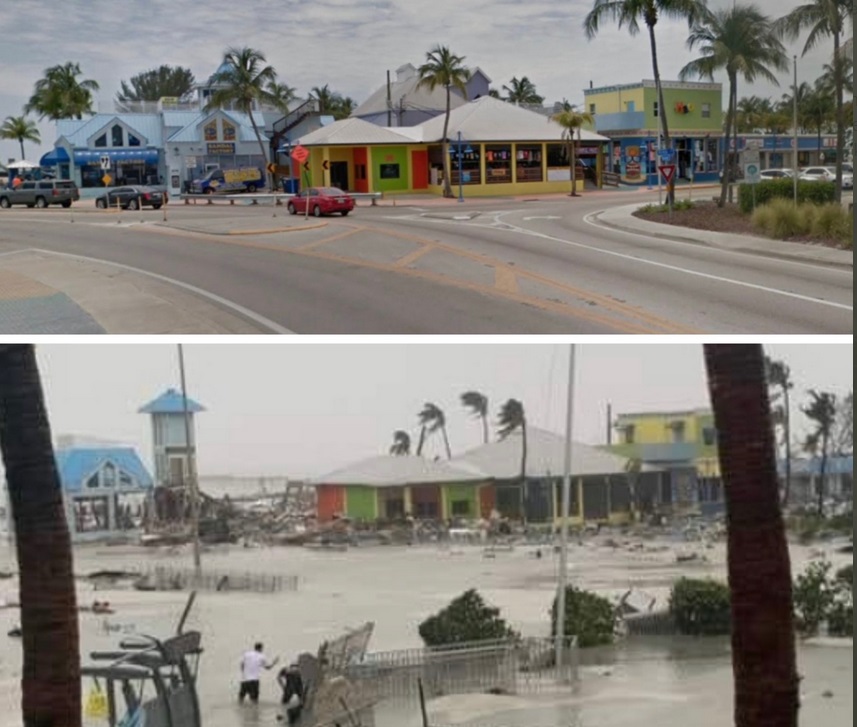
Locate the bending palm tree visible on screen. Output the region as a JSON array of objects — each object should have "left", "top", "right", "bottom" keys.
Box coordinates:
[
  {"left": 389, "top": 430, "right": 412, "bottom": 456},
  {"left": 460, "top": 390, "right": 489, "bottom": 444},
  {"left": 679, "top": 4, "right": 787, "bottom": 207},
  {"left": 765, "top": 356, "right": 794, "bottom": 506},
  {"left": 550, "top": 106, "right": 593, "bottom": 196},
  {"left": 703, "top": 344, "right": 798, "bottom": 727},
  {"left": 417, "top": 45, "right": 471, "bottom": 198},
  {"left": 778, "top": 0, "right": 853, "bottom": 202},
  {"left": 802, "top": 390, "right": 837, "bottom": 516},
  {"left": 206, "top": 47, "right": 278, "bottom": 190},
  {"left": 418, "top": 402, "right": 452, "bottom": 459},
  {"left": 25, "top": 61, "right": 99, "bottom": 120},
  {"left": 497, "top": 399, "right": 527, "bottom": 518},
  {"left": 584, "top": 0, "right": 710, "bottom": 202},
  {"left": 0, "top": 116, "right": 41, "bottom": 161},
  {"left": 266, "top": 81, "right": 298, "bottom": 115},
  {"left": 310, "top": 84, "right": 339, "bottom": 114},
  {"left": 0, "top": 345, "right": 81, "bottom": 726},
  {"left": 502, "top": 76, "right": 544, "bottom": 105}
]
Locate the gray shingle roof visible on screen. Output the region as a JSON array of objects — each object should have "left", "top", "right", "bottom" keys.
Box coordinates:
[
  {"left": 296, "top": 118, "right": 417, "bottom": 146},
  {"left": 313, "top": 455, "right": 487, "bottom": 487},
  {"left": 352, "top": 71, "right": 468, "bottom": 119}
]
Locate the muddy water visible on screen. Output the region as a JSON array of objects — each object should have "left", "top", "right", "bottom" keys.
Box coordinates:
[{"left": 0, "top": 539, "right": 851, "bottom": 726}]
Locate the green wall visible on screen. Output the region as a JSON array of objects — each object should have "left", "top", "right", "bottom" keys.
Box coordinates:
[
  {"left": 643, "top": 86, "right": 723, "bottom": 132},
  {"left": 444, "top": 483, "right": 478, "bottom": 518},
  {"left": 346, "top": 486, "right": 377, "bottom": 520},
  {"left": 372, "top": 146, "right": 410, "bottom": 192}
]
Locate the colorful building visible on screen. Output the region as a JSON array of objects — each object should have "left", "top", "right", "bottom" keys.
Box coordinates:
[
  {"left": 610, "top": 408, "right": 723, "bottom": 514},
  {"left": 295, "top": 97, "right": 610, "bottom": 196},
  {"left": 584, "top": 80, "right": 723, "bottom": 184}
]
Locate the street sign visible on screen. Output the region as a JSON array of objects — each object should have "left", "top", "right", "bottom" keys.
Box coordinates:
[
  {"left": 266, "top": 162, "right": 277, "bottom": 174},
  {"left": 291, "top": 145, "right": 309, "bottom": 164},
  {"left": 303, "top": 161, "right": 310, "bottom": 172},
  {"left": 100, "top": 155, "right": 111, "bottom": 171},
  {"left": 658, "top": 164, "right": 676, "bottom": 185},
  {"left": 322, "top": 160, "right": 330, "bottom": 171},
  {"left": 658, "top": 148, "right": 676, "bottom": 164},
  {"left": 101, "top": 173, "right": 112, "bottom": 186},
  {"left": 185, "top": 156, "right": 196, "bottom": 167},
  {"left": 743, "top": 162, "right": 762, "bottom": 184},
  {"left": 742, "top": 148, "right": 760, "bottom": 166}
]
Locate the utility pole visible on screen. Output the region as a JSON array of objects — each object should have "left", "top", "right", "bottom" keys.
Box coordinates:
[
  {"left": 386, "top": 70, "right": 392, "bottom": 126},
  {"left": 792, "top": 56, "right": 799, "bottom": 206},
  {"left": 606, "top": 402, "right": 612, "bottom": 445},
  {"left": 555, "top": 344, "right": 576, "bottom": 678},
  {"left": 178, "top": 344, "right": 201, "bottom": 578}
]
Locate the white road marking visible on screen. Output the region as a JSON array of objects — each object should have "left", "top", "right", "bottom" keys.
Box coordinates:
[
  {"left": 522, "top": 215, "right": 562, "bottom": 221},
  {"left": 2, "top": 248, "right": 295, "bottom": 334}
]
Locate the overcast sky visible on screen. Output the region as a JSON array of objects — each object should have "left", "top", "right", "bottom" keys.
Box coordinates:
[
  {"left": 1, "top": 0, "right": 851, "bottom": 163},
  {"left": 22, "top": 343, "right": 853, "bottom": 479}
]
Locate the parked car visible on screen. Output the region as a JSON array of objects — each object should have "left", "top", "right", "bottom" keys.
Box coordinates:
[
  {"left": 95, "top": 185, "right": 165, "bottom": 210},
  {"left": 799, "top": 166, "right": 853, "bottom": 189},
  {"left": 287, "top": 187, "right": 355, "bottom": 217},
  {"left": 0, "top": 179, "right": 79, "bottom": 208},
  {"left": 759, "top": 168, "right": 794, "bottom": 180}
]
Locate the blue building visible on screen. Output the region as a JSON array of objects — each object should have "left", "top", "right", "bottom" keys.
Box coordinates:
[{"left": 138, "top": 388, "right": 205, "bottom": 489}]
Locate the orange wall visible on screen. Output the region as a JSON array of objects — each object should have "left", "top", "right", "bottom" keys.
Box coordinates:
[
  {"left": 317, "top": 485, "right": 345, "bottom": 521},
  {"left": 411, "top": 150, "right": 429, "bottom": 190},
  {"left": 353, "top": 147, "right": 368, "bottom": 193}
]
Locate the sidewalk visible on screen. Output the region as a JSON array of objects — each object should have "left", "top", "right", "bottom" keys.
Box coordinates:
[
  {"left": 0, "top": 250, "right": 282, "bottom": 334},
  {"left": 596, "top": 202, "right": 853, "bottom": 268}
]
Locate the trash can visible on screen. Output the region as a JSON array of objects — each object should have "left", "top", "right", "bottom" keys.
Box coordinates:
[{"left": 282, "top": 178, "right": 300, "bottom": 194}]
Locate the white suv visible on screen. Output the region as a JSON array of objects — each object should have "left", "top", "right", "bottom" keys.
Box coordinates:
[{"left": 800, "top": 166, "right": 853, "bottom": 189}]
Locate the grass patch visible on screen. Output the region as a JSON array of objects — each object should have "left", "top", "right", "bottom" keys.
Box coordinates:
[{"left": 751, "top": 199, "right": 853, "bottom": 245}]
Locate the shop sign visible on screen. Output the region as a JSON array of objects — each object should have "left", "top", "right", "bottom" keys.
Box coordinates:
[
  {"left": 185, "top": 156, "right": 196, "bottom": 167},
  {"left": 207, "top": 142, "right": 235, "bottom": 155},
  {"left": 578, "top": 146, "right": 599, "bottom": 155}
]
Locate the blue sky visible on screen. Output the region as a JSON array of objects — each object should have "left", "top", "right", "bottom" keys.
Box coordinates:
[{"left": 0, "top": 0, "right": 850, "bottom": 162}]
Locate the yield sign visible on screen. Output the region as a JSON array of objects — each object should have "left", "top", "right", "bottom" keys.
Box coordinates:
[
  {"left": 658, "top": 164, "right": 676, "bottom": 185},
  {"left": 291, "top": 144, "right": 309, "bottom": 164}
]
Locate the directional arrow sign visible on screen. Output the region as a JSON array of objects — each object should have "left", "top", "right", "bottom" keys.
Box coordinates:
[
  {"left": 266, "top": 162, "right": 277, "bottom": 174},
  {"left": 303, "top": 161, "right": 310, "bottom": 172},
  {"left": 322, "top": 160, "right": 329, "bottom": 171},
  {"left": 658, "top": 164, "right": 676, "bottom": 185}
]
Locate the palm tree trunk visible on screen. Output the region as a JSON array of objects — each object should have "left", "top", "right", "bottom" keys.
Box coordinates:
[
  {"left": 719, "top": 76, "right": 736, "bottom": 207},
  {"left": 729, "top": 83, "right": 738, "bottom": 204},
  {"left": 703, "top": 344, "right": 798, "bottom": 727},
  {"left": 247, "top": 108, "right": 272, "bottom": 191},
  {"left": 18, "top": 138, "right": 25, "bottom": 161},
  {"left": 441, "top": 425, "right": 452, "bottom": 460},
  {"left": 783, "top": 387, "right": 791, "bottom": 507},
  {"left": 817, "top": 432, "right": 828, "bottom": 517},
  {"left": 647, "top": 21, "right": 674, "bottom": 204},
  {"left": 481, "top": 414, "right": 488, "bottom": 445},
  {"left": 520, "top": 420, "right": 528, "bottom": 521},
  {"left": 0, "top": 344, "right": 81, "bottom": 727},
  {"left": 569, "top": 138, "right": 578, "bottom": 196},
  {"left": 416, "top": 426, "right": 426, "bottom": 456},
  {"left": 833, "top": 32, "right": 844, "bottom": 204},
  {"left": 442, "top": 86, "right": 453, "bottom": 198}
]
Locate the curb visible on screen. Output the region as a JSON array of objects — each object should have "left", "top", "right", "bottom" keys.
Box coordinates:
[
  {"left": 594, "top": 205, "right": 853, "bottom": 270},
  {"left": 152, "top": 221, "right": 328, "bottom": 236}
]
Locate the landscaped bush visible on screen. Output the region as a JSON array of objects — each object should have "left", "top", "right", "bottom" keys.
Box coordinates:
[
  {"left": 419, "top": 589, "right": 519, "bottom": 646},
  {"left": 550, "top": 585, "right": 615, "bottom": 648},
  {"left": 738, "top": 178, "right": 836, "bottom": 213},
  {"left": 810, "top": 204, "right": 853, "bottom": 245},
  {"left": 751, "top": 198, "right": 810, "bottom": 238},
  {"left": 669, "top": 578, "right": 731, "bottom": 636}
]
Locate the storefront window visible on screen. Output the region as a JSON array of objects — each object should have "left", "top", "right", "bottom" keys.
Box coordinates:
[
  {"left": 449, "top": 144, "right": 481, "bottom": 186},
  {"left": 128, "top": 134, "right": 141, "bottom": 147},
  {"left": 94, "top": 134, "right": 107, "bottom": 148},
  {"left": 223, "top": 121, "right": 236, "bottom": 141},
  {"left": 112, "top": 124, "right": 124, "bottom": 147},
  {"left": 546, "top": 143, "right": 572, "bottom": 181},
  {"left": 484, "top": 144, "right": 512, "bottom": 184},
  {"left": 204, "top": 121, "right": 217, "bottom": 141},
  {"left": 380, "top": 163, "right": 400, "bottom": 179},
  {"left": 74, "top": 497, "right": 110, "bottom": 533},
  {"left": 515, "top": 145, "right": 543, "bottom": 182}
]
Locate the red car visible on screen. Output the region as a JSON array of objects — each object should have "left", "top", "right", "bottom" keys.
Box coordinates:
[{"left": 287, "top": 187, "right": 355, "bottom": 217}]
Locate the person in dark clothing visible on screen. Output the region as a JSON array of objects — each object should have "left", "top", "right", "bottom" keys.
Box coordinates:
[{"left": 277, "top": 662, "right": 304, "bottom": 723}]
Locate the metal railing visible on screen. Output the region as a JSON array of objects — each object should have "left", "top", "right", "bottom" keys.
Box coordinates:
[
  {"left": 136, "top": 565, "right": 297, "bottom": 593},
  {"left": 180, "top": 191, "right": 383, "bottom": 206}
]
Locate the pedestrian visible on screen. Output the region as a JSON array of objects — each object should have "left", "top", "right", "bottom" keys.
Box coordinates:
[
  {"left": 238, "top": 642, "right": 279, "bottom": 704},
  {"left": 277, "top": 661, "right": 305, "bottom": 724}
]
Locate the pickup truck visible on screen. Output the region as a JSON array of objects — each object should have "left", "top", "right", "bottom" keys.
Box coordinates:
[
  {"left": 190, "top": 167, "right": 264, "bottom": 194},
  {"left": 0, "top": 179, "right": 80, "bottom": 208}
]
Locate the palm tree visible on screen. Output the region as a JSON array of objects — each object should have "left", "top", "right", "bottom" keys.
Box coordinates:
[
  {"left": 778, "top": 0, "right": 853, "bottom": 202},
  {"left": 25, "top": 61, "right": 99, "bottom": 120},
  {"left": 0, "top": 116, "right": 41, "bottom": 161},
  {"left": 389, "top": 430, "right": 412, "bottom": 456},
  {"left": 502, "top": 76, "right": 544, "bottom": 105},
  {"left": 0, "top": 345, "right": 81, "bottom": 726},
  {"left": 802, "top": 390, "right": 837, "bottom": 516},
  {"left": 679, "top": 4, "right": 788, "bottom": 207},
  {"left": 115, "top": 65, "right": 195, "bottom": 111},
  {"left": 266, "top": 81, "right": 298, "bottom": 115},
  {"left": 497, "top": 399, "right": 527, "bottom": 507},
  {"left": 331, "top": 96, "right": 356, "bottom": 121},
  {"left": 703, "top": 344, "right": 798, "bottom": 727},
  {"left": 206, "top": 47, "right": 278, "bottom": 189},
  {"left": 765, "top": 356, "right": 794, "bottom": 505},
  {"left": 779, "top": 80, "right": 814, "bottom": 133},
  {"left": 310, "top": 85, "right": 337, "bottom": 114},
  {"left": 418, "top": 403, "right": 452, "bottom": 459},
  {"left": 735, "top": 95, "right": 774, "bottom": 132},
  {"left": 460, "top": 391, "right": 489, "bottom": 444},
  {"left": 550, "top": 106, "right": 594, "bottom": 196},
  {"left": 417, "top": 45, "right": 471, "bottom": 198},
  {"left": 803, "top": 81, "right": 837, "bottom": 158},
  {"left": 584, "top": 0, "right": 710, "bottom": 203}
]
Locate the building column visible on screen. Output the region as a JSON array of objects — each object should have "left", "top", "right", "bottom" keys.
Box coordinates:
[
  {"left": 440, "top": 485, "right": 448, "bottom": 520},
  {"left": 511, "top": 143, "right": 517, "bottom": 184},
  {"left": 404, "top": 486, "right": 413, "bottom": 516},
  {"left": 479, "top": 144, "right": 486, "bottom": 191}
]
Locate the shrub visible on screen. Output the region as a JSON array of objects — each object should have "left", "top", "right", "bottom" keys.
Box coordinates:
[
  {"left": 835, "top": 564, "right": 852, "bottom": 588},
  {"left": 811, "top": 203, "right": 853, "bottom": 244},
  {"left": 828, "top": 601, "right": 853, "bottom": 637},
  {"left": 419, "top": 589, "right": 518, "bottom": 646},
  {"left": 751, "top": 198, "right": 811, "bottom": 238},
  {"left": 550, "top": 585, "right": 615, "bottom": 648},
  {"left": 793, "top": 561, "right": 837, "bottom": 635},
  {"left": 738, "top": 179, "right": 836, "bottom": 213},
  {"left": 669, "top": 578, "right": 731, "bottom": 636},
  {"left": 673, "top": 199, "right": 695, "bottom": 211}
]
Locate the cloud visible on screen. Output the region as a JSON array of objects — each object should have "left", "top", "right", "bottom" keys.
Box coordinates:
[{"left": 0, "top": 0, "right": 850, "bottom": 161}]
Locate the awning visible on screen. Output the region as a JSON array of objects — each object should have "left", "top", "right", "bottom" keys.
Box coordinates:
[
  {"left": 40, "top": 147, "right": 71, "bottom": 166},
  {"left": 73, "top": 149, "right": 159, "bottom": 165}
]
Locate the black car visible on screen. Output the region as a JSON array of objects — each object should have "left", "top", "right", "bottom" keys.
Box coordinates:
[{"left": 95, "top": 185, "right": 164, "bottom": 210}]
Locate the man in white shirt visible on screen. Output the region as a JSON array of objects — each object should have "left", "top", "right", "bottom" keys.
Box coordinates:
[{"left": 238, "top": 642, "right": 279, "bottom": 704}]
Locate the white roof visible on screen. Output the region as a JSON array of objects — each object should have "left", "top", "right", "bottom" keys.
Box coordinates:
[
  {"left": 314, "top": 455, "right": 487, "bottom": 487},
  {"left": 296, "top": 117, "right": 416, "bottom": 146},
  {"left": 417, "top": 96, "right": 610, "bottom": 143},
  {"left": 451, "top": 427, "right": 631, "bottom": 479}
]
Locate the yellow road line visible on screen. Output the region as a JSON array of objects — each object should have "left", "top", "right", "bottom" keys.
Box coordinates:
[
  {"left": 494, "top": 266, "right": 520, "bottom": 294},
  {"left": 393, "top": 245, "right": 434, "bottom": 268}
]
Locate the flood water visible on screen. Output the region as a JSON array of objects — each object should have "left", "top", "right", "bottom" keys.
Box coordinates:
[{"left": 0, "top": 537, "right": 852, "bottom": 726}]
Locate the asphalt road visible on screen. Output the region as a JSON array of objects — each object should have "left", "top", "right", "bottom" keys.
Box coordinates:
[{"left": 0, "top": 191, "right": 851, "bottom": 334}]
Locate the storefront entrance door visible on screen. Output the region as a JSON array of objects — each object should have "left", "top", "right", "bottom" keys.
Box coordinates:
[{"left": 330, "top": 161, "right": 348, "bottom": 191}]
